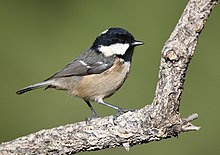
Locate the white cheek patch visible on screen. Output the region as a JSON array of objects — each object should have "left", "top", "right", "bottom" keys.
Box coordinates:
[{"left": 98, "top": 43, "right": 130, "bottom": 57}]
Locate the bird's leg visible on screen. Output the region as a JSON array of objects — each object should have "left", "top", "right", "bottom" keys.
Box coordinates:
[
  {"left": 96, "top": 99, "right": 125, "bottom": 112},
  {"left": 84, "top": 100, "right": 98, "bottom": 118}
]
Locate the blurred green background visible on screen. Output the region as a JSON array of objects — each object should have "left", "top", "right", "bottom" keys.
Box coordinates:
[{"left": 0, "top": 0, "right": 219, "bottom": 154}]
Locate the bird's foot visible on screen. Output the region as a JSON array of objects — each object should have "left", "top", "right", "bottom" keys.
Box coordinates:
[
  {"left": 85, "top": 114, "right": 100, "bottom": 123},
  {"left": 114, "top": 108, "right": 135, "bottom": 117}
]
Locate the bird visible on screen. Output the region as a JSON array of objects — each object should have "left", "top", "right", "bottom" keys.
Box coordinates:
[{"left": 16, "top": 27, "right": 143, "bottom": 117}]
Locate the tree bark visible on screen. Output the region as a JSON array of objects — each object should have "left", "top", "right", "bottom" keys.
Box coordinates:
[{"left": 0, "top": 0, "right": 218, "bottom": 154}]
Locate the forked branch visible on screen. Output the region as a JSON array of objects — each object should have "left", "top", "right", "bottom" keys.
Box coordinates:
[{"left": 0, "top": 0, "right": 217, "bottom": 154}]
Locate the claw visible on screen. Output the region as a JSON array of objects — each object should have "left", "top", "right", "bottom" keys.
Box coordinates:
[
  {"left": 114, "top": 108, "right": 135, "bottom": 117},
  {"left": 85, "top": 114, "right": 100, "bottom": 124}
]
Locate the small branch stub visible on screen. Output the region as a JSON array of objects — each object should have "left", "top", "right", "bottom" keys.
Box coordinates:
[
  {"left": 122, "top": 142, "right": 130, "bottom": 151},
  {"left": 163, "top": 48, "right": 179, "bottom": 61},
  {"left": 181, "top": 113, "right": 200, "bottom": 132}
]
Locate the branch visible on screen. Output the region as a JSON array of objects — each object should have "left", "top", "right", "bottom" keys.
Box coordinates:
[{"left": 0, "top": 0, "right": 217, "bottom": 154}]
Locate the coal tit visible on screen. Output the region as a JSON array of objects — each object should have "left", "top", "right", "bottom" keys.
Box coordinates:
[{"left": 16, "top": 28, "right": 143, "bottom": 117}]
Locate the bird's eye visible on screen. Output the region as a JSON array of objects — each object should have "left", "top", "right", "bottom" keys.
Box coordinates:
[{"left": 121, "top": 39, "right": 125, "bottom": 44}]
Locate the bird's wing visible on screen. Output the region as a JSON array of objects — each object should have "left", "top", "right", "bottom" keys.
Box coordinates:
[{"left": 46, "top": 49, "right": 115, "bottom": 80}]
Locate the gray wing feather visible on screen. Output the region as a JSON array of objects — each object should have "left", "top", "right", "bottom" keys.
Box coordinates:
[{"left": 46, "top": 49, "right": 114, "bottom": 80}]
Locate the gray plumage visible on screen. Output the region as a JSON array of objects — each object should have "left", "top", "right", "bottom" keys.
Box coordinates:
[
  {"left": 16, "top": 49, "right": 115, "bottom": 95},
  {"left": 46, "top": 48, "right": 115, "bottom": 80}
]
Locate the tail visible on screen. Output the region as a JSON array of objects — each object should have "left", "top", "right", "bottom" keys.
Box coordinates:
[{"left": 16, "top": 80, "right": 54, "bottom": 95}]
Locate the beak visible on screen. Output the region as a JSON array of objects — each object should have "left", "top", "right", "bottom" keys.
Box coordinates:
[{"left": 131, "top": 40, "right": 144, "bottom": 46}]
